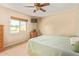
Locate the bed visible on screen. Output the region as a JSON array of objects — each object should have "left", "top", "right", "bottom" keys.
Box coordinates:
[{"left": 27, "top": 35, "right": 79, "bottom": 56}]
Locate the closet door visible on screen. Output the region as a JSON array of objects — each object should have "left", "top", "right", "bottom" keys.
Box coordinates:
[{"left": 0, "top": 25, "right": 3, "bottom": 51}]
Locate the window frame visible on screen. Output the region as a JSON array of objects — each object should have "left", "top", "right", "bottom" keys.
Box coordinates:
[{"left": 10, "top": 19, "right": 27, "bottom": 33}]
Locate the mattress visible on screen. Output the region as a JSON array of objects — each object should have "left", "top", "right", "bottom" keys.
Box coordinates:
[{"left": 27, "top": 35, "right": 79, "bottom": 56}]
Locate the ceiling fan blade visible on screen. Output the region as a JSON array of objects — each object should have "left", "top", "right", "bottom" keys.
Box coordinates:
[
  {"left": 25, "top": 6, "right": 34, "bottom": 8},
  {"left": 34, "top": 3, "right": 41, "bottom": 6},
  {"left": 40, "top": 8, "right": 46, "bottom": 12},
  {"left": 41, "top": 3, "right": 50, "bottom": 7}
]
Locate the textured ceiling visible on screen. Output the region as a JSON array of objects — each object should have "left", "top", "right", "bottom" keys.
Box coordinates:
[{"left": 0, "top": 3, "right": 79, "bottom": 17}]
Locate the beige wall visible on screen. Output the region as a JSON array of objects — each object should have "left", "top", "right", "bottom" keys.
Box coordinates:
[
  {"left": 0, "top": 4, "right": 79, "bottom": 47},
  {"left": 39, "top": 7, "right": 79, "bottom": 36},
  {"left": 0, "top": 5, "right": 32, "bottom": 47}
]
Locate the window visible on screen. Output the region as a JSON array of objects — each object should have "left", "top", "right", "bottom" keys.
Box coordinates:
[
  {"left": 20, "top": 21, "right": 26, "bottom": 31},
  {"left": 10, "top": 20, "right": 20, "bottom": 33},
  {"left": 10, "top": 19, "right": 27, "bottom": 33}
]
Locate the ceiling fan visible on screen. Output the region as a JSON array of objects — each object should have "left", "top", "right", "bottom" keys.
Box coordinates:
[{"left": 25, "top": 3, "right": 50, "bottom": 12}]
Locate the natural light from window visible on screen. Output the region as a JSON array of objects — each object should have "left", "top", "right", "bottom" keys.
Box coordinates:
[{"left": 10, "top": 19, "right": 27, "bottom": 33}]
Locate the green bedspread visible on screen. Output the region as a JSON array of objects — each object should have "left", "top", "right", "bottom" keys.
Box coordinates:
[{"left": 27, "top": 35, "right": 79, "bottom": 56}]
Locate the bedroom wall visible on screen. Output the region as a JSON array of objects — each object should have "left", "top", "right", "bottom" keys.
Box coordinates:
[
  {"left": 0, "top": 5, "right": 32, "bottom": 47},
  {"left": 76, "top": 7, "right": 79, "bottom": 36},
  {"left": 39, "top": 6, "right": 79, "bottom": 36}
]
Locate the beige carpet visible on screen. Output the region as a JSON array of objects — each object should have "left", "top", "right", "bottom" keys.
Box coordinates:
[{"left": 0, "top": 42, "right": 29, "bottom": 56}]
